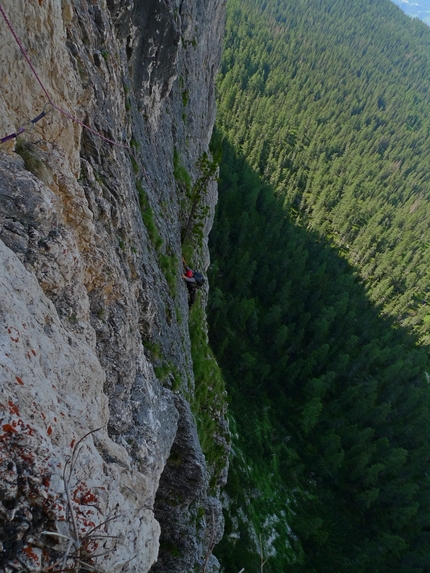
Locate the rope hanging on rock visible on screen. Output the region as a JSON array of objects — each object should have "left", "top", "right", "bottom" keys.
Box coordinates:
[
  {"left": 0, "top": 3, "right": 156, "bottom": 194},
  {"left": 0, "top": 4, "right": 131, "bottom": 153}
]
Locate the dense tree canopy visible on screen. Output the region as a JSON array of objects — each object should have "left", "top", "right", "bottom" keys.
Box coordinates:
[
  {"left": 217, "top": 0, "right": 430, "bottom": 344},
  {"left": 208, "top": 0, "right": 430, "bottom": 571},
  {"left": 210, "top": 141, "right": 430, "bottom": 572}
]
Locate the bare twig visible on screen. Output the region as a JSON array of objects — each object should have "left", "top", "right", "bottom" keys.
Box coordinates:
[
  {"left": 65, "top": 427, "right": 104, "bottom": 487},
  {"left": 41, "top": 531, "right": 74, "bottom": 541},
  {"left": 41, "top": 559, "right": 63, "bottom": 572},
  {"left": 202, "top": 508, "right": 216, "bottom": 573},
  {"left": 79, "top": 549, "right": 116, "bottom": 559},
  {"left": 59, "top": 427, "right": 106, "bottom": 573},
  {"left": 118, "top": 553, "right": 138, "bottom": 572},
  {"left": 30, "top": 425, "right": 119, "bottom": 573},
  {"left": 63, "top": 471, "right": 81, "bottom": 573},
  {"left": 62, "top": 538, "right": 74, "bottom": 571},
  {"left": 74, "top": 558, "right": 107, "bottom": 573},
  {"left": 259, "top": 535, "right": 269, "bottom": 573},
  {"left": 81, "top": 513, "right": 120, "bottom": 539},
  {"left": 81, "top": 534, "right": 121, "bottom": 542}
]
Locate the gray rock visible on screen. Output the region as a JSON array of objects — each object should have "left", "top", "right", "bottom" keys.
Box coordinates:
[{"left": 0, "top": 0, "right": 228, "bottom": 571}]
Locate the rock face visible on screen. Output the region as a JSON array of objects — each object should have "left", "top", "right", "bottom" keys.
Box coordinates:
[{"left": 0, "top": 1, "right": 227, "bottom": 572}]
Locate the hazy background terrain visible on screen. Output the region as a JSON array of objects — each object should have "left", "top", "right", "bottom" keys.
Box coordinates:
[{"left": 392, "top": 0, "right": 430, "bottom": 25}]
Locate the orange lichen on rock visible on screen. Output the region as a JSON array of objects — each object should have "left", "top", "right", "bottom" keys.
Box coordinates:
[{"left": 7, "top": 401, "right": 20, "bottom": 416}]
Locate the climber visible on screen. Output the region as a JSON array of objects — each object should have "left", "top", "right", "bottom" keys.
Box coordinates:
[{"left": 182, "top": 258, "right": 205, "bottom": 307}]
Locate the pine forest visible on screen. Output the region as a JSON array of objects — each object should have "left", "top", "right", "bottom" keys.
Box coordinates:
[{"left": 208, "top": 0, "right": 430, "bottom": 571}]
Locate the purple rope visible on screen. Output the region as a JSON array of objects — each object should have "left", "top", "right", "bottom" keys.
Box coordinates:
[
  {"left": 0, "top": 4, "right": 54, "bottom": 105},
  {"left": 0, "top": 5, "right": 154, "bottom": 189},
  {"left": 1, "top": 131, "right": 20, "bottom": 144},
  {"left": 0, "top": 4, "right": 138, "bottom": 158},
  {"left": 0, "top": 108, "right": 48, "bottom": 144}
]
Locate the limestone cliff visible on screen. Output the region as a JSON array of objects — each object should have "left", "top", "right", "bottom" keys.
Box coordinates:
[{"left": 0, "top": 1, "right": 228, "bottom": 572}]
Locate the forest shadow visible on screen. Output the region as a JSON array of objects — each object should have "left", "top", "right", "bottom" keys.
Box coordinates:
[{"left": 208, "top": 137, "right": 430, "bottom": 573}]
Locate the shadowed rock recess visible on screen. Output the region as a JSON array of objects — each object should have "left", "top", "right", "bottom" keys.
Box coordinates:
[{"left": 0, "top": 1, "right": 227, "bottom": 572}]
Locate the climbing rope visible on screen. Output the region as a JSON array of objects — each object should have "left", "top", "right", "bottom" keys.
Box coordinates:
[
  {"left": 0, "top": 4, "right": 136, "bottom": 157},
  {"left": 0, "top": 2, "right": 159, "bottom": 207}
]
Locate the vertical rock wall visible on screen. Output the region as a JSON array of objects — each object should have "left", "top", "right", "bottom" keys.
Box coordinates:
[{"left": 0, "top": 0, "right": 227, "bottom": 572}]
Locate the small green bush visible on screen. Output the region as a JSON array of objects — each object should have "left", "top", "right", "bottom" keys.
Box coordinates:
[
  {"left": 173, "top": 148, "right": 191, "bottom": 192},
  {"left": 130, "top": 155, "right": 139, "bottom": 174},
  {"left": 136, "top": 180, "right": 163, "bottom": 250},
  {"left": 142, "top": 339, "right": 163, "bottom": 361},
  {"left": 154, "top": 359, "right": 182, "bottom": 392},
  {"left": 189, "top": 304, "right": 229, "bottom": 487},
  {"left": 15, "top": 140, "right": 50, "bottom": 184},
  {"left": 160, "top": 252, "right": 178, "bottom": 296},
  {"left": 182, "top": 89, "right": 190, "bottom": 107},
  {"left": 135, "top": 181, "right": 180, "bottom": 297},
  {"left": 130, "top": 137, "right": 140, "bottom": 150}
]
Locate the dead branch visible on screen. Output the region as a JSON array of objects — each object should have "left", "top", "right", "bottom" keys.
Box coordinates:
[
  {"left": 259, "top": 535, "right": 269, "bottom": 573},
  {"left": 202, "top": 508, "right": 216, "bottom": 573}
]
